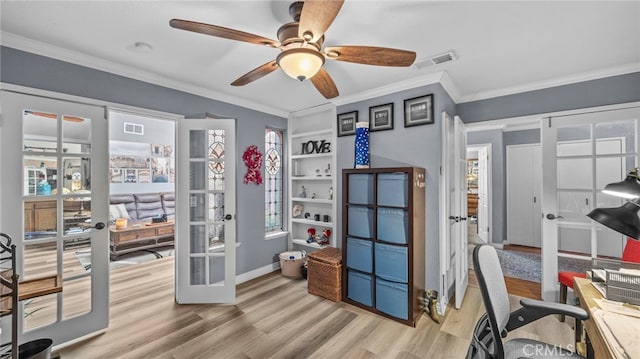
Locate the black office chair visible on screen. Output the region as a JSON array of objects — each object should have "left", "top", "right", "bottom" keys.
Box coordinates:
[{"left": 467, "top": 245, "right": 589, "bottom": 359}]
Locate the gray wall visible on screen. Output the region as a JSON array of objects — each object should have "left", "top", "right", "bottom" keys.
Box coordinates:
[
  {"left": 336, "top": 83, "right": 456, "bottom": 292},
  {"left": 458, "top": 72, "right": 640, "bottom": 123},
  {"left": 1, "top": 46, "right": 289, "bottom": 276}
]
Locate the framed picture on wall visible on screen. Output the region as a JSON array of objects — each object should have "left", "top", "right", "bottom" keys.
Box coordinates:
[
  {"left": 337, "top": 111, "right": 357, "bottom": 137},
  {"left": 404, "top": 94, "right": 434, "bottom": 127},
  {"left": 369, "top": 103, "right": 394, "bottom": 132}
]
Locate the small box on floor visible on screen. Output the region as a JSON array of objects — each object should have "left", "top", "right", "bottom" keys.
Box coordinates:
[{"left": 307, "top": 247, "right": 342, "bottom": 302}]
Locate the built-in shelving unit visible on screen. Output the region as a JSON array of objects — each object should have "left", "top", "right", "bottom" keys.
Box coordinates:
[{"left": 288, "top": 104, "right": 337, "bottom": 250}]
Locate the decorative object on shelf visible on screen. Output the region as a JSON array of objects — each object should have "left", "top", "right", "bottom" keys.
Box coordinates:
[
  {"left": 404, "top": 94, "right": 434, "bottom": 127},
  {"left": 299, "top": 185, "right": 307, "bottom": 198},
  {"left": 323, "top": 215, "right": 330, "bottom": 222},
  {"left": 337, "top": 111, "right": 358, "bottom": 137},
  {"left": 316, "top": 169, "right": 322, "bottom": 177},
  {"left": 304, "top": 212, "right": 311, "bottom": 219},
  {"left": 293, "top": 161, "right": 302, "bottom": 177},
  {"left": 314, "top": 214, "right": 321, "bottom": 221},
  {"left": 325, "top": 164, "right": 331, "bottom": 176},
  {"left": 292, "top": 204, "right": 303, "bottom": 218},
  {"left": 329, "top": 186, "right": 333, "bottom": 200},
  {"left": 354, "top": 122, "right": 370, "bottom": 169},
  {"left": 307, "top": 228, "right": 316, "bottom": 243},
  {"left": 242, "top": 145, "right": 263, "bottom": 185},
  {"left": 312, "top": 193, "right": 317, "bottom": 199},
  {"left": 319, "top": 229, "right": 331, "bottom": 245},
  {"left": 369, "top": 103, "right": 394, "bottom": 132},
  {"left": 301, "top": 140, "right": 331, "bottom": 155}
]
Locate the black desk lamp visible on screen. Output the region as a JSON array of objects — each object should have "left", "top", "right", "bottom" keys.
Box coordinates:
[{"left": 588, "top": 168, "right": 640, "bottom": 240}]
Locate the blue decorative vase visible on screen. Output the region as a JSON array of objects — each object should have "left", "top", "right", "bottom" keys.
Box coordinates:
[{"left": 354, "top": 122, "right": 370, "bottom": 168}]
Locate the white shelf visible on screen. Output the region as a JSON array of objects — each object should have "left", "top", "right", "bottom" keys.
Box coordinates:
[
  {"left": 291, "top": 218, "right": 334, "bottom": 227},
  {"left": 291, "top": 197, "right": 333, "bottom": 204},
  {"left": 292, "top": 239, "right": 330, "bottom": 249},
  {"left": 291, "top": 176, "right": 332, "bottom": 181},
  {"left": 291, "top": 129, "right": 332, "bottom": 139},
  {"left": 291, "top": 153, "right": 332, "bottom": 160}
]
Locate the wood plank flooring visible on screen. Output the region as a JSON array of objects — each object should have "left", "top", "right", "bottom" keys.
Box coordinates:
[{"left": 56, "top": 257, "right": 576, "bottom": 359}]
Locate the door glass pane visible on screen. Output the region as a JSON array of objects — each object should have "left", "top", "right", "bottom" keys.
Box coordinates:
[
  {"left": 190, "top": 225, "right": 206, "bottom": 254},
  {"left": 209, "top": 193, "right": 224, "bottom": 221},
  {"left": 209, "top": 256, "right": 225, "bottom": 285},
  {"left": 23, "top": 157, "right": 57, "bottom": 197},
  {"left": 24, "top": 242, "right": 57, "bottom": 280},
  {"left": 62, "top": 157, "right": 91, "bottom": 192},
  {"left": 558, "top": 191, "right": 592, "bottom": 222},
  {"left": 595, "top": 120, "right": 635, "bottom": 155},
  {"left": 23, "top": 293, "right": 57, "bottom": 331},
  {"left": 190, "top": 162, "right": 205, "bottom": 190},
  {"left": 24, "top": 199, "right": 57, "bottom": 239},
  {"left": 190, "top": 257, "right": 205, "bottom": 285},
  {"left": 557, "top": 158, "right": 592, "bottom": 190},
  {"left": 595, "top": 192, "right": 624, "bottom": 209},
  {"left": 556, "top": 125, "right": 591, "bottom": 156},
  {"left": 596, "top": 227, "right": 624, "bottom": 258},
  {"left": 63, "top": 238, "right": 91, "bottom": 278},
  {"left": 63, "top": 196, "right": 92, "bottom": 236},
  {"left": 63, "top": 277, "right": 91, "bottom": 319},
  {"left": 208, "top": 162, "right": 225, "bottom": 191},
  {"left": 595, "top": 156, "right": 629, "bottom": 189},
  {"left": 190, "top": 130, "right": 206, "bottom": 158},
  {"left": 189, "top": 193, "right": 205, "bottom": 221},
  {"left": 558, "top": 226, "right": 590, "bottom": 255},
  {"left": 62, "top": 116, "right": 91, "bottom": 154},
  {"left": 23, "top": 110, "right": 58, "bottom": 152},
  {"left": 209, "top": 224, "right": 224, "bottom": 252}
]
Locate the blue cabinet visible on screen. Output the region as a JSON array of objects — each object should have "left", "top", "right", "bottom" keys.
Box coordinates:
[{"left": 342, "top": 167, "right": 425, "bottom": 327}]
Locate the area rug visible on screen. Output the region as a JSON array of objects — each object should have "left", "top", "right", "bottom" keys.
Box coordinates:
[
  {"left": 74, "top": 246, "right": 175, "bottom": 272},
  {"left": 495, "top": 248, "right": 591, "bottom": 283}
]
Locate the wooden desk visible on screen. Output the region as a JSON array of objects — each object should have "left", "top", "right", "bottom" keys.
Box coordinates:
[{"left": 573, "top": 277, "right": 615, "bottom": 359}]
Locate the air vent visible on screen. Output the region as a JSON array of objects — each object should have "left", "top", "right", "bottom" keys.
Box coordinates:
[
  {"left": 413, "top": 50, "right": 457, "bottom": 69},
  {"left": 124, "top": 122, "right": 144, "bottom": 135}
]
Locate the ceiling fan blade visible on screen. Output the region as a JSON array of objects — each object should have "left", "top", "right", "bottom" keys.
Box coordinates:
[
  {"left": 231, "top": 60, "right": 279, "bottom": 86},
  {"left": 324, "top": 46, "right": 416, "bottom": 67},
  {"left": 310, "top": 68, "right": 339, "bottom": 99},
  {"left": 298, "top": 0, "right": 345, "bottom": 43},
  {"left": 170, "top": 19, "right": 279, "bottom": 47}
]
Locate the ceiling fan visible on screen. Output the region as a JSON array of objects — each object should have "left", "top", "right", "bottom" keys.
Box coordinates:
[{"left": 170, "top": 0, "right": 416, "bottom": 99}]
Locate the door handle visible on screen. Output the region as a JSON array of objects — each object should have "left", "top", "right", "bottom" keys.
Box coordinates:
[
  {"left": 223, "top": 214, "right": 233, "bottom": 221},
  {"left": 545, "top": 213, "right": 565, "bottom": 220},
  {"left": 449, "top": 216, "right": 460, "bottom": 222},
  {"left": 460, "top": 217, "right": 467, "bottom": 221},
  {"left": 91, "top": 222, "right": 106, "bottom": 230}
]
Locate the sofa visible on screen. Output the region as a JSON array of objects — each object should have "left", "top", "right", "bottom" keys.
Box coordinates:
[{"left": 108, "top": 192, "right": 175, "bottom": 259}]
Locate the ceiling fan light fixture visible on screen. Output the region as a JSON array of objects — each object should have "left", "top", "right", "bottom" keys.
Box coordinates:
[{"left": 276, "top": 48, "right": 325, "bottom": 81}]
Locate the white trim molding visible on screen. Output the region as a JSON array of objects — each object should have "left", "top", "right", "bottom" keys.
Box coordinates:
[{"left": 236, "top": 262, "right": 281, "bottom": 285}]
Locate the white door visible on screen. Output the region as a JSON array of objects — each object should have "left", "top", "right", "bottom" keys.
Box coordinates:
[
  {"left": 453, "top": 115, "right": 468, "bottom": 309},
  {"left": 507, "top": 145, "right": 542, "bottom": 247},
  {"left": 176, "top": 118, "right": 237, "bottom": 304},
  {"left": 541, "top": 106, "right": 640, "bottom": 301},
  {"left": 476, "top": 145, "right": 490, "bottom": 242},
  {"left": 0, "top": 90, "right": 109, "bottom": 346},
  {"left": 439, "top": 111, "right": 454, "bottom": 312}
]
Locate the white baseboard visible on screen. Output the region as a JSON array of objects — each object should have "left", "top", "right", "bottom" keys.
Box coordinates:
[
  {"left": 492, "top": 242, "right": 504, "bottom": 250},
  {"left": 236, "top": 262, "right": 281, "bottom": 284}
]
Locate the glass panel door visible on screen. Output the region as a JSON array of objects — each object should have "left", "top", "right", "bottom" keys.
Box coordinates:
[
  {"left": 0, "top": 90, "right": 109, "bottom": 346},
  {"left": 541, "top": 106, "right": 640, "bottom": 301},
  {"left": 176, "top": 118, "right": 236, "bottom": 303}
]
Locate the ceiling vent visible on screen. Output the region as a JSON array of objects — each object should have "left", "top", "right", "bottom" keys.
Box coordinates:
[
  {"left": 413, "top": 50, "right": 457, "bottom": 69},
  {"left": 124, "top": 122, "right": 144, "bottom": 135}
]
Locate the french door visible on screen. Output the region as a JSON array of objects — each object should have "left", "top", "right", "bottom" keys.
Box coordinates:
[
  {"left": 453, "top": 115, "right": 468, "bottom": 309},
  {"left": 0, "top": 90, "right": 109, "bottom": 346},
  {"left": 541, "top": 106, "right": 640, "bottom": 301},
  {"left": 175, "top": 118, "right": 237, "bottom": 303}
]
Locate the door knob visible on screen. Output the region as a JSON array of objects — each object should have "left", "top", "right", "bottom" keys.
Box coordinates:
[
  {"left": 546, "top": 213, "right": 565, "bottom": 220},
  {"left": 91, "top": 222, "right": 106, "bottom": 230},
  {"left": 223, "top": 214, "right": 233, "bottom": 221},
  {"left": 449, "top": 216, "right": 460, "bottom": 222}
]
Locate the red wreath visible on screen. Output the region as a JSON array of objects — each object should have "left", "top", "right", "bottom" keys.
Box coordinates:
[{"left": 242, "top": 145, "right": 263, "bottom": 185}]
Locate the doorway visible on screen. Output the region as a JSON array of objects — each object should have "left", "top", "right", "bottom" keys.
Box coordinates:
[{"left": 466, "top": 144, "right": 491, "bottom": 245}]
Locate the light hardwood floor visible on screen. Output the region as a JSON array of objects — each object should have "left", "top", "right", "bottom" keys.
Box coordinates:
[{"left": 56, "top": 257, "right": 576, "bottom": 359}]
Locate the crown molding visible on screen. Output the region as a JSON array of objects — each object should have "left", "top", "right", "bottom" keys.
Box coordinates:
[
  {"left": 331, "top": 71, "right": 446, "bottom": 106},
  {"left": 458, "top": 62, "right": 640, "bottom": 104},
  {"left": 0, "top": 31, "right": 289, "bottom": 118}
]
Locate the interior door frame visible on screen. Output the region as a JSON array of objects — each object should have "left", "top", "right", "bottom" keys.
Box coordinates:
[{"left": 466, "top": 143, "right": 492, "bottom": 243}]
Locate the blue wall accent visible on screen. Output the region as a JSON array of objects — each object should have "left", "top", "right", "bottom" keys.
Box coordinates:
[
  {"left": 1, "top": 46, "right": 289, "bottom": 276},
  {"left": 337, "top": 83, "right": 456, "bottom": 292},
  {"left": 458, "top": 72, "right": 640, "bottom": 123}
]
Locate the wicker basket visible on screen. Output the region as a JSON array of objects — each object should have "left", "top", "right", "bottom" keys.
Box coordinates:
[{"left": 307, "top": 247, "right": 342, "bottom": 302}]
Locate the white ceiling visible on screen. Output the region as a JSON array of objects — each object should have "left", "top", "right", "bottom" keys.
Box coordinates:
[{"left": 1, "top": 1, "right": 639, "bottom": 116}]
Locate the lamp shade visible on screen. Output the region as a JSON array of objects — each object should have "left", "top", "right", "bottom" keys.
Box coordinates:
[
  {"left": 587, "top": 200, "right": 640, "bottom": 240},
  {"left": 602, "top": 168, "right": 640, "bottom": 199},
  {"left": 276, "top": 48, "right": 324, "bottom": 81}
]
